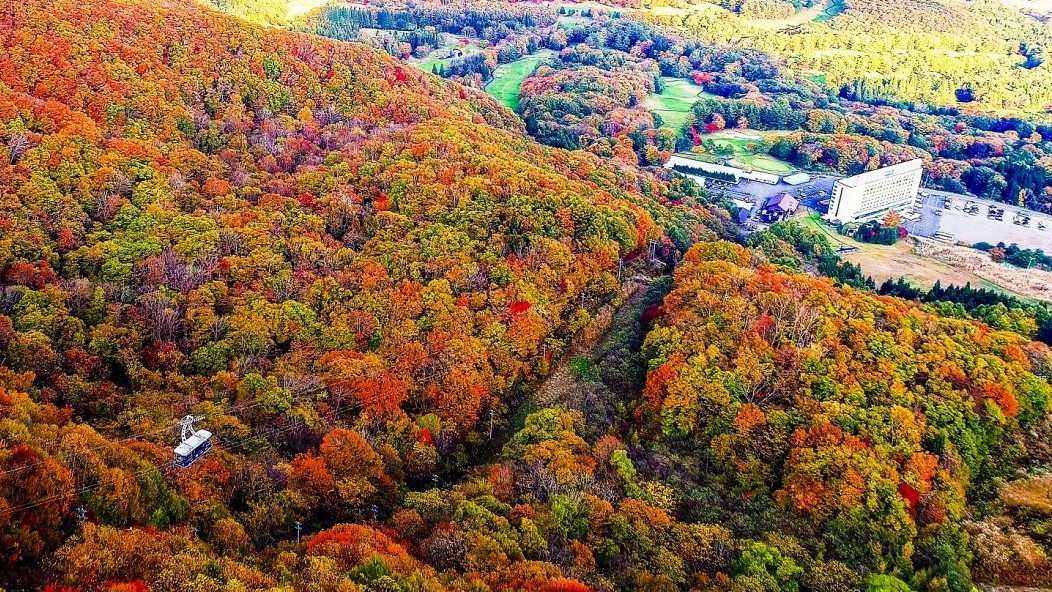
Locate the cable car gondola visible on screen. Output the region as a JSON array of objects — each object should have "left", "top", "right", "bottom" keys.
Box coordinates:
[{"left": 174, "top": 415, "right": 212, "bottom": 467}]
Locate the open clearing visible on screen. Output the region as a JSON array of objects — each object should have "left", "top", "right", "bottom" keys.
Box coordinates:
[
  {"left": 413, "top": 43, "right": 483, "bottom": 74},
  {"left": 286, "top": 0, "right": 327, "bottom": 19},
  {"left": 738, "top": 154, "right": 794, "bottom": 174},
  {"left": 642, "top": 3, "right": 726, "bottom": 16},
  {"left": 634, "top": 0, "right": 843, "bottom": 29},
  {"left": 804, "top": 72, "right": 827, "bottom": 85},
  {"left": 913, "top": 239, "right": 1052, "bottom": 303},
  {"left": 798, "top": 213, "right": 1042, "bottom": 300},
  {"left": 744, "top": 0, "right": 845, "bottom": 29},
  {"left": 645, "top": 77, "right": 713, "bottom": 130},
  {"left": 693, "top": 129, "right": 796, "bottom": 174},
  {"left": 486, "top": 50, "right": 555, "bottom": 110},
  {"left": 557, "top": 14, "right": 592, "bottom": 29}
]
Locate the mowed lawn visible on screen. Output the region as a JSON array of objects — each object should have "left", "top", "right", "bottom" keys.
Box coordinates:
[
  {"left": 706, "top": 135, "right": 756, "bottom": 154},
  {"left": 738, "top": 154, "right": 794, "bottom": 174},
  {"left": 697, "top": 130, "right": 796, "bottom": 174},
  {"left": 485, "top": 51, "right": 554, "bottom": 110},
  {"left": 557, "top": 15, "right": 591, "bottom": 29},
  {"left": 744, "top": 0, "right": 845, "bottom": 29},
  {"left": 645, "top": 77, "right": 713, "bottom": 131},
  {"left": 414, "top": 45, "right": 482, "bottom": 74}
]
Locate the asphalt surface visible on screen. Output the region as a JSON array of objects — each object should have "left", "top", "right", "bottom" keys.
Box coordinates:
[
  {"left": 911, "top": 190, "right": 1052, "bottom": 249},
  {"left": 710, "top": 174, "right": 837, "bottom": 224},
  {"left": 717, "top": 174, "right": 1052, "bottom": 250},
  {"left": 904, "top": 192, "right": 942, "bottom": 238}
]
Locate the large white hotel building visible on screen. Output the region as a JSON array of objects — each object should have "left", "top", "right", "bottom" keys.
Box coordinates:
[{"left": 824, "top": 159, "right": 923, "bottom": 224}]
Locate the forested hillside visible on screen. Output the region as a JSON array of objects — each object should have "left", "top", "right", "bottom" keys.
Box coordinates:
[
  {"left": 640, "top": 241, "right": 1052, "bottom": 589},
  {"left": 196, "top": 0, "right": 295, "bottom": 25},
  {"left": 642, "top": 0, "right": 1052, "bottom": 112},
  {"left": 1, "top": 0, "right": 1051, "bottom": 591},
  {"left": 0, "top": 0, "right": 724, "bottom": 588}
]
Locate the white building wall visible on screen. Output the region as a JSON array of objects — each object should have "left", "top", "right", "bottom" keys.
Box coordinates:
[{"left": 824, "top": 160, "right": 923, "bottom": 224}]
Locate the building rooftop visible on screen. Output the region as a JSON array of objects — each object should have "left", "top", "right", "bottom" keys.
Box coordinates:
[
  {"left": 835, "top": 159, "right": 922, "bottom": 189},
  {"left": 763, "top": 192, "right": 799, "bottom": 213}
]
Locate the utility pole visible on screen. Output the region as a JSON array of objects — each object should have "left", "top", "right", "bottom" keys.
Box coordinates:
[
  {"left": 488, "top": 408, "right": 495, "bottom": 440},
  {"left": 371, "top": 505, "right": 379, "bottom": 523},
  {"left": 295, "top": 521, "right": 302, "bottom": 545},
  {"left": 617, "top": 258, "right": 623, "bottom": 282}
]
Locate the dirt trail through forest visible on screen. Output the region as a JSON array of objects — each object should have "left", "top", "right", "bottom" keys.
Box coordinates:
[{"left": 533, "top": 273, "right": 657, "bottom": 411}]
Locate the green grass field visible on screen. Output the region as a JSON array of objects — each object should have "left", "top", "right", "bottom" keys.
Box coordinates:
[
  {"left": 804, "top": 72, "right": 827, "bottom": 85},
  {"left": 645, "top": 77, "right": 714, "bottom": 130},
  {"left": 694, "top": 130, "right": 796, "bottom": 174},
  {"left": 738, "top": 154, "right": 794, "bottom": 174},
  {"left": 412, "top": 44, "right": 483, "bottom": 74},
  {"left": 485, "top": 51, "right": 554, "bottom": 110},
  {"left": 557, "top": 15, "right": 591, "bottom": 29},
  {"left": 743, "top": 0, "right": 845, "bottom": 29}
]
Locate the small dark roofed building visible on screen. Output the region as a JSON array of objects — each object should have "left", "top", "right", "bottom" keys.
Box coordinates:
[
  {"left": 759, "top": 192, "right": 799, "bottom": 222},
  {"left": 736, "top": 207, "right": 750, "bottom": 224}
]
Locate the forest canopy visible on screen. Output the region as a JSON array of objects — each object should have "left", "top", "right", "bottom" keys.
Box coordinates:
[{"left": 1, "top": 0, "right": 1051, "bottom": 590}]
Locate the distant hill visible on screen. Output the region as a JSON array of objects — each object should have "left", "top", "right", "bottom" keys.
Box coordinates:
[{"left": 194, "top": 0, "right": 328, "bottom": 25}]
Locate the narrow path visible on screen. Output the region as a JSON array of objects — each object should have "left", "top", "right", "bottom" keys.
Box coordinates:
[
  {"left": 533, "top": 274, "right": 656, "bottom": 411},
  {"left": 460, "top": 267, "right": 666, "bottom": 475}
]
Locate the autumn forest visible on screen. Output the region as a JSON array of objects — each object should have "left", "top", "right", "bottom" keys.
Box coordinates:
[{"left": 0, "top": 0, "right": 1051, "bottom": 592}]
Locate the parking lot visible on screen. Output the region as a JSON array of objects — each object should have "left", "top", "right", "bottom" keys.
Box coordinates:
[
  {"left": 910, "top": 190, "right": 1052, "bottom": 250},
  {"left": 705, "top": 169, "right": 1052, "bottom": 250},
  {"left": 705, "top": 174, "right": 837, "bottom": 229}
]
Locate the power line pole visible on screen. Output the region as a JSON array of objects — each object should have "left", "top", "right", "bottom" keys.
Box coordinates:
[{"left": 295, "top": 521, "right": 302, "bottom": 545}]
